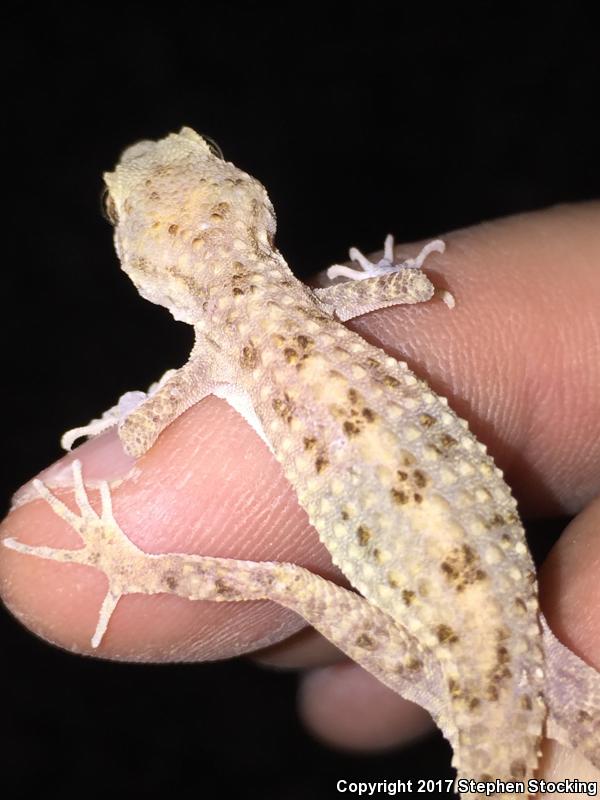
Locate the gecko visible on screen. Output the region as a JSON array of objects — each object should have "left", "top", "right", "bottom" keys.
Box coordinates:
[{"left": 4, "top": 127, "right": 600, "bottom": 796}]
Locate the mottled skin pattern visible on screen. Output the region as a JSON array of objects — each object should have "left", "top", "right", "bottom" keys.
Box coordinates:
[{"left": 4, "top": 129, "right": 600, "bottom": 797}]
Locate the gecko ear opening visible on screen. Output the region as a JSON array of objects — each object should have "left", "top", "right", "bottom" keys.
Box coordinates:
[
  {"left": 100, "top": 186, "right": 119, "bottom": 226},
  {"left": 177, "top": 127, "right": 224, "bottom": 159}
]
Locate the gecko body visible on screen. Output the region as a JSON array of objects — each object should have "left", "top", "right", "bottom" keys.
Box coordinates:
[{"left": 5, "top": 128, "right": 600, "bottom": 796}]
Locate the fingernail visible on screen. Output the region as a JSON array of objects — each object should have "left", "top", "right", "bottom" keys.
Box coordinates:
[{"left": 11, "top": 429, "right": 137, "bottom": 511}]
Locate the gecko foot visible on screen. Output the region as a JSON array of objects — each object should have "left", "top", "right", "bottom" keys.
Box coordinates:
[
  {"left": 61, "top": 369, "right": 178, "bottom": 451},
  {"left": 3, "top": 459, "right": 145, "bottom": 647},
  {"left": 326, "top": 235, "right": 446, "bottom": 281}
]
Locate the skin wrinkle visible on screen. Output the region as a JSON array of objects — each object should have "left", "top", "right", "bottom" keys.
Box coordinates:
[{"left": 5, "top": 197, "right": 594, "bottom": 780}]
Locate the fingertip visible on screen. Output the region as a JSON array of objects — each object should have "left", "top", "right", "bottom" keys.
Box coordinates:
[
  {"left": 298, "top": 661, "right": 434, "bottom": 752},
  {"left": 1, "top": 396, "right": 336, "bottom": 660}
]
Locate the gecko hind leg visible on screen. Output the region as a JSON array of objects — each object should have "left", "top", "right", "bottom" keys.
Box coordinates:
[
  {"left": 3, "top": 459, "right": 146, "bottom": 647},
  {"left": 4, "top": 462, "right": 600, "bottom": 777},
  {"left": 2, "top": 462, "right": 447, "bottom": 727}
]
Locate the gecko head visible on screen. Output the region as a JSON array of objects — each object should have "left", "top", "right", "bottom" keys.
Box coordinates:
[{"left": 102, "top": 127, "right": 277, "bottom": 323}]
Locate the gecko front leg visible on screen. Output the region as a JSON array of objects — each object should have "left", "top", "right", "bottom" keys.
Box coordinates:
[
  {"left": 60, "top": 334, "right": 270, "bottom": 458},
  {"left": 315, "top": 236, "right": 454, "bottom": 319},
  {"left": 60, "top": 369, "right": 178, "bottom": 451},
  {"left": 116, "top": 355, "right": 217, "bottom": 457}
]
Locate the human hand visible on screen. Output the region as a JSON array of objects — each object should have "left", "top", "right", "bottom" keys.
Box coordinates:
[{"left": 1, "top": 201, "right": 599, "bottom": 783}]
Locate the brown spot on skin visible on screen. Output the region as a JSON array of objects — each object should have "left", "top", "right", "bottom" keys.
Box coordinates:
[
  {"left": 402, "top": 589, "right": 415, "bottom": 606},
  {"left": 440, "top": 544, "right": 487, "bottom": 591},
  {"left": 284, "top": 347, "right": 298, "bottom": 364},
  {"left": 490, "top": 513, "right": 505, "bottom": 527},
  {"left": 391, "top": 488, "right": 409, "bottom": 505},
  {"left": 510, "top": 761, "right": 526, "bottom": 780},
  {"left": 168, "top": 223, "right": 179, "bottom": 235},
  {"left": 487, "top": 685, "right": 499, "bottom": 701},
  {"left": 357, "top": 525, "right": 372, "bottom": 546},
  {"left": 296, "top": 334, "right": 313, "bottom": 349},
  {"left": 419, "top": 413, "right": 436, "bottom": 428},
  {"left": 436, "top": 624, "right": 459, "bottom": 644},
  {"left": 341, "top": 510, "right": 349, "bottom": 520},
  {"left": 372, "top": 548, "right": 383, "bottom": 563},
  {"left": 406, "top": 657, "right": 423, "bottom": 672},
  {"left": 133, "top": 255, "right": 150, "bottom": 273},
  {"left": 332, "top": 388, "right": 376, "bottom": 435},
  {"left": 413, "top": 470, "right": 428, "bottom": 488},
  {"left": 448, "top": 678, "right": 461, "bottom": 699},
  {"left": 232, "top": 287, "right": 244, "bottom": 296},
  {"left": 496, "top": 627, "right": 510, "bottom": 642},
  {"left": 215, "top": 578, "right": 234, "bottom": 596},
  {"left": 387, "top": 572, "right": 400, "bottom": 588},
  {"left": 240, "top": 343, "right": 257, "bottom": 369},
  {"left": 303, "top": 437, "right": 317, "bottom": 451},
  {"left": 514, "top": 597, "right": 527, "bottom": 615},
  {"left": 272, "top": 394, "right": 294, "bottom": 424},
  {"left": 211, "top": 201, "right": 230, "bottom": 221},
  {"left": 485, "top": 641, "right": 513, "bottom": 700},
  {"left": 439, "top": 433, "right": 458, "bottom": 448},
  {"left": 232, "top": 261, "right": 250, "bottom": 276},
  {"left": 343, "top": 421, "right": 360, "bottom": 437},
  {"left": 384, "top": 375, "right": 400, "bottom": 388},
  {"left": 355, "top": 633, "right": 375, "bottom": 650},
  {"left": 396, "top": 470, "right": 408, "bottom": 481},
  {"left": 578, "top": 709, "right": 593, "bottom": 722},
  {"left": 413, "top": 493, "right": 423, "bottom": 503},
  {"left": 165, "top": 574, "right": 178, "bottom": 590},
  {"left": 150, "top": 191, "right": 160, "bottom": 201},
  {"left": 315, "top": 456, "right": 329, "bottom": 474},
  {"left": 469, "top": 697, "right": 481, "bottom": 710}
]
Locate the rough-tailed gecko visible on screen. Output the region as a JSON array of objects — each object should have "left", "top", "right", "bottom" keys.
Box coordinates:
[{"left": 3, "top": 128, "right": 600, "bottom": 796}]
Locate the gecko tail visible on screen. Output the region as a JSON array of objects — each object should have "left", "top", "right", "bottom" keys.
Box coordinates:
[{"left": 542, "top": 614, "right": 600, "bottom": 770}]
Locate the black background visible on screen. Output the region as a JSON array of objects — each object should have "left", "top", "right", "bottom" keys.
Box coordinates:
[{"left": 2, "top": 3, "right": 599, "bottom": 798}]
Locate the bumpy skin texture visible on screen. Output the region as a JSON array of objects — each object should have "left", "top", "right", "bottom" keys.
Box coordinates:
[{"left": 4, "top": 129, "right": 600, "bottom": 797}]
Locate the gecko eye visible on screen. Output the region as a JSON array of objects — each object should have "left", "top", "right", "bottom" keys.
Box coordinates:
[
  {"left": 202, "top": 134, "right": 224, "bottom": 160},
  {"left": 101, "top": 188, "right": 119, "bottom": 225}
]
